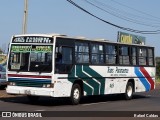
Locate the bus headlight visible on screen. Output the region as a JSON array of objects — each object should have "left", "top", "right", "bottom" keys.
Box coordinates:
[
  {"left": 42, "top": 83, "right": 54, "bottom": 88},
  {"left": 9, "top": 82, "right": 16, "bottom": 86}
]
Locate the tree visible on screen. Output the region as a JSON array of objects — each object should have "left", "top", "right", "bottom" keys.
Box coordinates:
[
  {"left": 156, "top": 62, "right": 160, "bottom": 78},
  {"left": 0, "top": 43, "right": 7, "bottom": 54},
  {"left": 0, "top": 48, "right": 3, "bottom": 54}
]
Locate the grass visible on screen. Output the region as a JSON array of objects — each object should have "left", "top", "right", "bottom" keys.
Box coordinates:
[{"left": 156, "top": 77, "right": 160, "bottom": 83}]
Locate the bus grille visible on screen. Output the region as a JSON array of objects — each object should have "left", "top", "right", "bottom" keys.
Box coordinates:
[{"left": 8, "top": 78, "right": 51, "bottom": 87}]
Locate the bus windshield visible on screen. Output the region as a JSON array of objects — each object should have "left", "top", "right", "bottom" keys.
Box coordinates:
[{"left": 8, "top": 45, "right": 53, "bottom": 72}]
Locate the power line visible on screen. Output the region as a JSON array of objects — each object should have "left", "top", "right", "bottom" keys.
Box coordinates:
[
  {"left": 111, "top": 0, "right": 160, "bottom": 21},
  {"left": 66, "top": 0, "right": 160, "bottom": 34},
  {"left": 91, "top": 0, "right": 160, "bottom": 24},
  {"left": 83, "top": 0, "right": 160, "bottom": 28}
]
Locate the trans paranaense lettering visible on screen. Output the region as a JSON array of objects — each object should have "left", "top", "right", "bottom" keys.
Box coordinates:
[
  {"left": 107, "top": 67, "right": 129, "bottom": 73},
  {"left": 115, "top": 67, "right": 129, "bottom": 73}
]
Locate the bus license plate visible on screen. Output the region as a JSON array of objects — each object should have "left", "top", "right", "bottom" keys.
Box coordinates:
[{"left": 24, "top": 90, "right": 31, "bottom": 95}]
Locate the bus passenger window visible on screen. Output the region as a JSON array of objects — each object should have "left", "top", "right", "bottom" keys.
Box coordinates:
[
  {"left": 91, "top": 44, "right": 104, "bottom": 64},
  {"left": 131, "top": 47, "right": 137, "bottom": 65},
  {"left": 119, "top": 46, "right": 129, "bottom": 65},
  {"left": 75, "top": 42, "right": 89, "bottom": 63},
  {"left": 148, "top": 48, "right": 154, "bottom": 66},
  {"left": 105, "top": 45, "right": 117, "bottom": 64},
  {"left": 138, "top": 48, "right": 147, "bottom": 65}
]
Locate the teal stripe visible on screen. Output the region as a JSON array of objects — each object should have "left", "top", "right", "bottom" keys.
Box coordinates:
[
  {"left": 68, "top": 65, "right": 93, "bottom": 95},
  {"left": 68, "top": 65, "right": 105, "bottom": 95},
  {"left": 83, "top": 65, "right": 105, "bottom": 94},
  {"left": 76, "top": 65, "right": 99, "bottom": 95}
]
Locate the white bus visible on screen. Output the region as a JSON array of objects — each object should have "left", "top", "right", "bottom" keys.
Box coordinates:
[{"left": 6, "top": 34, "right": 155, "bottom": 105}]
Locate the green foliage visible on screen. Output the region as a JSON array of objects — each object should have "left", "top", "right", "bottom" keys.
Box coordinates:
[
  {"left": 156, "top": 62, "right": 160, "bottom": 78},
  {"left": 0, "top": 48, "right": 3, "bottom": 54},
  {"left": 156, "top": 77, "right": 160, "bottom": 82}
]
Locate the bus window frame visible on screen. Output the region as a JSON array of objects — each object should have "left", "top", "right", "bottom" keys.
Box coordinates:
[
  {"left": 90, "top": 42, "right": 105, "bottom": 65},
  {"left": 118, "top": 45, "right": 130, "bottom": 65},
  {"left": 75, "top": 41, "right": 90, "bottom": 64},
  {"left": 55, "top": 45, "right": 74, "bottom": 74}
]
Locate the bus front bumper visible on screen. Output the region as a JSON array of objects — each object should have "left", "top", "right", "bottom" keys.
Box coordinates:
[{"left": 6, "top": 86, "right": 54, "bottom": 97}]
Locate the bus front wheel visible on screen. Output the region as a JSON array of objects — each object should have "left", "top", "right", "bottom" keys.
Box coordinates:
[
  {"left": 70, "top": 84, "right": 81, "bottom": 105},
  {"left": 124, "top": 82, "right": 133, "bottom": 100}
]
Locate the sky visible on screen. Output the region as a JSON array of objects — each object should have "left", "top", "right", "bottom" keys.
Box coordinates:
[{"left": 0, "top": 0, "right": 160, "bottom": 56}]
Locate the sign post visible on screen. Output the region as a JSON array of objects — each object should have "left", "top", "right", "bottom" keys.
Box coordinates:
[{"left": 22, "top": 0, "right": 28, "bottom": 34}]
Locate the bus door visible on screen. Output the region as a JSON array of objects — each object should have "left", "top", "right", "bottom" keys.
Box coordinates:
[{"left": 55, "top": 37, "right": 74, "bottom": 74}]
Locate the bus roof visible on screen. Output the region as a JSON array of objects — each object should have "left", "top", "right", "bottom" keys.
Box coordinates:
[{"left": 12, "top": 33, "right": 154, "bottom": 48}]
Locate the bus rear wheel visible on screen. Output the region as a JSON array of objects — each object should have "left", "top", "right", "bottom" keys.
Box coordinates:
[
  {"left": 124, "top": 82, "right": 133, "bottom": 100},
  {"left": 70, "top": 84, "right": 81, "bottom": 105}
]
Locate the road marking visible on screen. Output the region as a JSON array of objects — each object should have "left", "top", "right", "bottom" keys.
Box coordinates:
[
  {"left": 82, "top": 102, "right": 108, "bottom": 106},
  {"left": 35, "top": 109, "right": 46, "bottom": 111},
  {"left": 147, "top": 95, "right": 151, "bottom": 97}
]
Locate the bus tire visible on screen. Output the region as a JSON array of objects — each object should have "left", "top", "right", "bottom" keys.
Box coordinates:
[
  {"left": 124, "top": 82, "right": 133, "bottom": 100},
  {"left": 27, "top": 96, "right": 39, "bottom": 103},
  {"left": 70, "top": 84, "right": 81, "bottom": 105}
]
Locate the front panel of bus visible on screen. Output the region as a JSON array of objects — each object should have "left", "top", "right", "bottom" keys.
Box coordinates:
[{"left": 6, "top": 35, "right": 55, "bottom": 97}]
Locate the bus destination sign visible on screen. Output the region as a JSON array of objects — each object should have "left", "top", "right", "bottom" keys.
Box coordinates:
[{"left": 12, "top": 36, "right": 53, "bottom": 43}]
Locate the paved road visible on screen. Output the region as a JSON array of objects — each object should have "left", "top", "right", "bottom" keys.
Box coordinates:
[{"left": 0, "top": 84, "right": 160, "bottom": 119}]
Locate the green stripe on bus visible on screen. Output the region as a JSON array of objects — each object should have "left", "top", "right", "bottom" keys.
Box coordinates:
[
  {"left": 76, "top": 65, "right": 99, "bottom": 95},
  {"left": 68, "top": 65, "right": 93, "bottom": 95},
  {"left": 83, "top": 65, "right": 105, "bottom": 94},
  {"left": 68, "top": 65, "right": 105, "bottom": 95}
]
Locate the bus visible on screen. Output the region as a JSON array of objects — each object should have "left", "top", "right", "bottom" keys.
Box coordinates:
[{"left": 6, "top": 34, "right": 155, "bottom": 105}]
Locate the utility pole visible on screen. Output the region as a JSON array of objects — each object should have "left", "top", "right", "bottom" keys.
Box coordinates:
[{"left": 22, "top": 0, "right": 28, "bottom": 34}]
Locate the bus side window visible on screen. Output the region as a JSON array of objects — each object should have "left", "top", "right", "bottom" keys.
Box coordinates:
[
  {"left": 148, "top": 48, "right": 154, "bottom": 66},
  {"left": 62, "top": 47, "right": 73, "bottom": 64},
  {"left": 119, "top": 46, "right": 129, "bottom": 65},
  {"left": 91, "top": 44, "right": 104, "bottom": 64},
  {"left": 105, "top": 44, "right": 117, "bottom": 64},
  {"left": 131, "top": 47, "right": 137, "bottom": 65},
  {"left": 75, "top": 42, "right": 89, "bottom": 63},
  {"left": 138, "top": 48, "right": 147, "bottom": 65}
]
